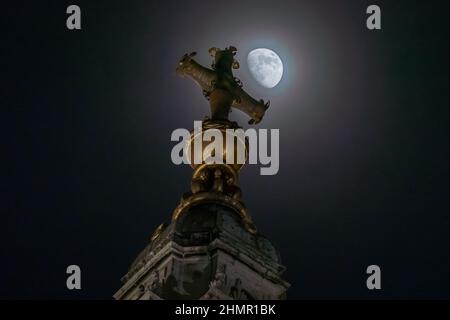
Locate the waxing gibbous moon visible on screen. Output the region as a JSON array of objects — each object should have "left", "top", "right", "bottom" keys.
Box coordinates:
[{"left": 247, "top": 48, "right": 283, "bottom": 88}]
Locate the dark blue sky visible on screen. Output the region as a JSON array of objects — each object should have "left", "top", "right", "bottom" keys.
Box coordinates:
[{"left": 2, "top": 0, "right": 448, "bottom": 299}]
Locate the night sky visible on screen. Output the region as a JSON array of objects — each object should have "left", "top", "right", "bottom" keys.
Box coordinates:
[{"left": 2, "top": 1, "right": 449, "bottom": 299}]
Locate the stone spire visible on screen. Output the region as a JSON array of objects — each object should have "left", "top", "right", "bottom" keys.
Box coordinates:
[{"left": 114, "top": 47, "right": 289, "bottom": 300}]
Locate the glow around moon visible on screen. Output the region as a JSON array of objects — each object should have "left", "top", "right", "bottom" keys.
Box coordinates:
[{"left": 247, "top": 48, "right": 283, "bottom": 88}]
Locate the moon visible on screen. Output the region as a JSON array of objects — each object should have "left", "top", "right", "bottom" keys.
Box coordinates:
[{"left": 247, "top": 48, "right": 283, "bottom": 88}]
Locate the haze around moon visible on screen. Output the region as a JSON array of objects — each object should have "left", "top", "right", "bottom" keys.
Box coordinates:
[{"left": 247, "top": 48, "right": 283, "bottom": 88}]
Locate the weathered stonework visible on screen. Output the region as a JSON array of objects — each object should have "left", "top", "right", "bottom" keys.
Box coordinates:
[{"left": 114, "top": 203, "right": 289, "bottom": 300}]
